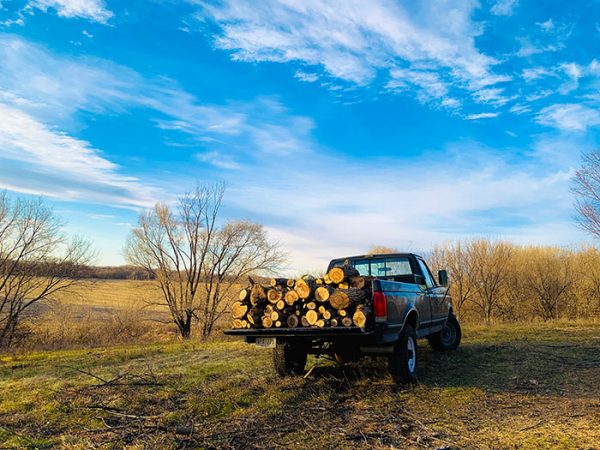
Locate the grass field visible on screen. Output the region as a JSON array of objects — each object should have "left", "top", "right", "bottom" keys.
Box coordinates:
[{"left": 1, "top": 321, "right": 599, "bottom": 449}]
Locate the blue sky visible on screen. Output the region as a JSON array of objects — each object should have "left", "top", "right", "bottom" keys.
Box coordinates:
[{"left": 0, "top": 0, "right": 599, "bottom": 272}]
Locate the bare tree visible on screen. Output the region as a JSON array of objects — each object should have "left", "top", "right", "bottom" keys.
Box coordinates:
[
  {"left": 572, "top": 149, "right": 600, "bottom": 238},
  {"left": 468, "top": 239, "right": 513, "bottom": 322},
  {"left": 0, "top": 194, "right": 94, "bottom": 348},
  {"left": 367, "top": 245, "right": 399, "bottom": 255},
  {"left": 125, "top": 184, "right": 285, "bottom": 339}
]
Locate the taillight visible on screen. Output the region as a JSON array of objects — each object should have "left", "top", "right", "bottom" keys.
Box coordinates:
[{"left": 373, "top": 291, "right": 387, "bottom": 321}]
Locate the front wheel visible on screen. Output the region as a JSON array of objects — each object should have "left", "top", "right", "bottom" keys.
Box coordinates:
[
  {"left": 273, "top": 340, "right": 307, "bottom": 376},
  {"left": 428, "top": 314, "right": 461, "bottom": 352},
  {"left": 388, "top": 324, "right": 418, "bottom": 384}
]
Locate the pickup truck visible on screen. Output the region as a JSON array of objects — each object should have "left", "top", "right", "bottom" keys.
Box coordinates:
[{"left": 224, "top": 253, "right": 461, "bottom": 383}]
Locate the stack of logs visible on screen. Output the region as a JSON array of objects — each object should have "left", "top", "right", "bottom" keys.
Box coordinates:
[{"left": 231, "top": 264, "right": 372, "bottom": 330}]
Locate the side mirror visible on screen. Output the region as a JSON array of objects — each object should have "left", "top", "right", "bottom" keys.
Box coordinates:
[{"left": 438, "top": 269, "right": 448, "bottom": 286}]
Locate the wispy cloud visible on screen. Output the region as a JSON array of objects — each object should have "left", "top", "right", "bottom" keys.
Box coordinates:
[
  {"left": 0, "top": 103, "right": 160, "bottom": 208},
  {"left": 490, "top": 0, "right": 518, "bottom": 16},
  {"left": 536, "top": 104, "right": 600, "bottom": 131},
  {"left": 27, "top": 0, "right": 113, "bottom": 23},
  {"left": 466, "top": 112, "right": 500, "bottom": 120},
  {"left": 197, "top": 0, "right": 507, "bottom": 102}
]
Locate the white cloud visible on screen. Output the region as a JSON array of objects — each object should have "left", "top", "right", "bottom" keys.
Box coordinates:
[
  {"left": 465, "top": 112, "right": 499, "bottom": 120},
  {"left": 490, "top": 0, "right": 518, "bottom": 16},
  {"left": 0, "top": 103, "right": 160, "bottom": 208},
  {"left": 294, "top": 70, "right": 319, "bottom": 83},
  {"left": 536, "top": 104, "right": 600, "bottom": 131},
  {"left": 536, "top": 19, "right": 554, "bottom": 32},
  {"left": 197, "top": 0, "right": 507, "bottom": 101},
  {"left": 28, "top": 0, "right": 113, "bottom": 23}
]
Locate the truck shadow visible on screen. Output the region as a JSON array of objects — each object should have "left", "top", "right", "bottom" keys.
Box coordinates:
[{"left": 303, "top": 340, "right": 600, "bottom": 398}]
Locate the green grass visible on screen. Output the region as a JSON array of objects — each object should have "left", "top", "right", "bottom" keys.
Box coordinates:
[{"left": 1, "top": 322, "right": 599, "bottom": 449}]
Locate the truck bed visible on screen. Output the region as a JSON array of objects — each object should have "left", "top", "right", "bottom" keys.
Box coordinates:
[{"left": 224, "top": 326, "right": 373, "bottom": 338}]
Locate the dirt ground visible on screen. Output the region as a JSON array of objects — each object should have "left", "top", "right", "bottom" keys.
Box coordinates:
[{"left": 1, "top": 321, "right": 599, "bottom": 449}]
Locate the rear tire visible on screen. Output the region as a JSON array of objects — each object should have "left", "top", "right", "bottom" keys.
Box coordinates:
[
  {"left": 273, "top": 340, "right": 307, "bottom": 376},
  {"left": 388, "top": 324, "right": 418, "bottom": 384},
  {"left": 428, "top": 314, "right": 461, "bottom": 352}
]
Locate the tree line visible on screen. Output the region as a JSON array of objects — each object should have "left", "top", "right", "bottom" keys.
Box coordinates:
[{"left": 429, "top": 240, "right": 600, "bottom": 322}]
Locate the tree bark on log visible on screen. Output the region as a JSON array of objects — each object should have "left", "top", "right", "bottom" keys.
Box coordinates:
[
  {"left": 287, "top": 314, "right": 299, "bottom": 328},
  {"left": 270, "top": 278, "right": 288, "bottom": 287},
  {"left": 246, "top": 307, "right": 262, "bottom": 325},
  {"left": 250, "top": 284, "right": 266, "bottom": 305}
]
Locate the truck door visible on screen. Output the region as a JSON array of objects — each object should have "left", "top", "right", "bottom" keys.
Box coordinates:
[{"left": 416, "top": 258, "right": 447, "bottom": 330}]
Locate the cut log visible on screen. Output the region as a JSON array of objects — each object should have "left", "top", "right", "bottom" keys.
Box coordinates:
[
  {"left": 315, "top": 286, "right": 333, "bottom": 302},
  {"left": 329, "top": 288, "right": 369, "bottom": 310},
  {"left": 305, "top": 310, "right": 319, "bottom": 325},
  {"left": 323, "top": 274, "right": 333, "bottom": 284},
  {"left": 232, "top": 302, "right": 248, "bottom": 319},
  {"left": 352, "top": 307, "right": 369, "bottom": 328},
  {"left": 232, "top": 319, "right": 243, "bottom": 328},
  {"left": 338, "top": 282, "right": 349, "bottom": 289},
  {"left": 287, "top": 314, "right": 299, "bottom": 328},
  {"left": 284, "top": 289, "right": 299, "bottom": 306},
  {"left": 315, "top": 319, "right": 325, "bottom": 328},
  {"left": 276, "top": 300, "right": 286, "bottom": 310},
  {"left": 349, "top": 276, "right": 366, "bottom": 289},
  {"left": 327, "top": 265, "right": 360, "bottom": 284},
  {"left": 330, "top": 318, "right": 339, "bottom": 327},
  {"left": 239, "top": 288, "right": 249, "bottom": 301},
  {"left": 265, "top": 304, "right": 274, "bottom": 315},
  {"left": 300, "top": 316, "right": 310, "bottom": 327},
  {"left": 294, "top": 278, "right": 313, "bottom": 299},
  {"left": 318, "top": 305, "right": 326, "bottom": 314},
  {"left": 275, "top": 321, "right": 282, "bottom": 327},
  {"left": 341, "top": 317, "right": 353, "bottom": 327},
  {"left": 322, "top": 310, "right": 332, "bottom": 320},
  {"left": 270, "top": 278, "right": 288, "bottom": 287},
  {"left": 306, "top": 301, "right": 317, "bottom": 310},
  {"left": 241, "top": 320, "right": 248, "bottom": 328},
  {"left": 315, "top": 278, "right": 323, "bottom": 285},
  {"left": 338, "top": 309, "right": 347, "bottom": 317},
  {"left": 247, "top": 307, "right": 262, "bottom": 325},
  {"left": 262, "top": 316, "right": 274, "bottom": 328},
  {"left": 270, "top": 311, "right": 280, "bottom": 321},
  {"left": 267, "top": 288, "right": 283, "bottom": 304},
  {"left": 250, "top": 284, "right": 266, "bottom": 305},
  {"left": 286, "top": 278, "right": 296, "bottom": 288}
]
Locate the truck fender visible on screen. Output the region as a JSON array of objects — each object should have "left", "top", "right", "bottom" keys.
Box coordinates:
[{"left": 402, "top": 308, "right": 419, "bottom": 332}]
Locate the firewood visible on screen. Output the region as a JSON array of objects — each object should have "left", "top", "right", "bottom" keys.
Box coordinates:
[
  {"left": 232, "top": 302, "right": 248, "bottom": 319},
  {"left": 318, "top": 305, "right": 326, "bottom": 314},
  {"left": 300, "top": 316, "right": 310, "bottom": 327},
  {"left": 338, "top": 282, "right": 349, "bottom": 289},
  {"left": 247, "top": 307, "right": 262, "bottom": 325},
  {"left": 324, "top": 274, "right": 333, "bottom": 284},
  {"left": 232, "top": 319, "right": 243, "bottom": 328},
  {"left": 270, "top": 278, "right": 288, "bottom": 287},
  {"left": 284, "top": 289, "right": 299, "bottom": 306},
  {"left": 306, "top": 301, "right": 317, "bottom": 310},
  {"left": 327, "top": 265, "right": 359, "bottom": 284},
  {"left": 315, "top": 319, "right": 325, "bottom": 328},
  {"left": 330, "top": 318, "right": 339, "bottom": 327},
  {"left": 250, "top": 284, "right": 266, "bottom": 305},
  {"left": 287, "top": 315, "right": 299, "bottom": 328},
  {"left": 239, "top": 288, "right": 249, "bottom": 301},
  {"left": 349, "top": 276, "right": 366, "bottom": 289},
  {"left": 305, "top": 310, "right": 318, "bottom": 325},
  {"left": 270, "top": 311, "right": 280, "bottom": 321},
  {"left": 329, "top": 288, "right": 369, "bottom": 310},
  {"left": 265, "top": 304, "right": 274, "bottom": 315},
  {"left": 275, "top": 321, "right": 282, "bottom": 327},
  {"left": 262, "top": 316, "right": 274, "bottom": 328},
  {"left": 338, "top": 309, "right": 347, "bottom": 317},
  {"left": 352, "top": 307, "right": 368, "bottom": 328},
  {"left": 315, "top": 286, "right": 333, "bottom": 302},
  {"left": 267, "top": 288, "right": 283, "bottom": 304},
  {"left": 341, "top": 317, "right": 353, "bottom": 327},
  {"left": 286, "top": 278, "right": 295, "bottom": 288},
  {"left": 315, "top": 278, "right": 323, "bottom": 285},
  {"left": 241, "top": 320, "right": 248, "bottom": 328},
  {"left": 322, "top": 310, "right": 332, "bottom": 320},
  {"left": 294, "top": 278, "right": 313, "bottom": 299},
  {"left": 276, "top": 300, "right": 286, "bottom": 310}
]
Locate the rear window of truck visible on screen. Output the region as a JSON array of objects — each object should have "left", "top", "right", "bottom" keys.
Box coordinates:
[{"left": 333, "top": 257, "right": 413, "bottom": 277}]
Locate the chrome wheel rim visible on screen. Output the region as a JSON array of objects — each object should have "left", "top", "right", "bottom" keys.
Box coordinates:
[
  {"left": 407, "top": 336, "right": 416, "bottom": 373},
  {"left": 441, "top": 321, "right": 456, "bottom": 347}
]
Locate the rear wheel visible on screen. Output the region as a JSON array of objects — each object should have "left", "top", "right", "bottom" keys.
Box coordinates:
[
  {"left": 428, "top": 314, "right": 461, "bottom": 352},
  {"left": 273, "top": 340, "right": 307, "bottom": 376},
  {"left": 388, "top": 324, "right": 418, "bottom": 384}
]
